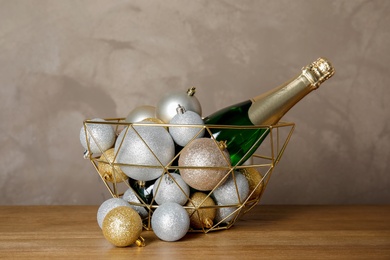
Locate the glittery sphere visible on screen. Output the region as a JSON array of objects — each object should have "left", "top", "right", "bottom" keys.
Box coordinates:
[
  {"left": 114, "top": 121, "right": 175, "bottom": 181},
  {"left": 97, "top": 198, "right": 130, "bottom": 229},
  {"left": 186, "top": 192, "right": 216, "bottom": 229},
  {"left": 179, "top": 138, "right": 230, "bottom": 191},
  {"left": 215, "top": 204, "right": 238, "bottom": 224},
  {"left": 169, "top": 108, "right": 205, "bottom": 147},
  {"left": 212, "top": 171, "right": 250, "bottom": 205},
  {"left": 151, "top": 202, "right": 190, "bottom": 242},
  {"left": 98, "top": 148, "right": 128, "bottom": 183},
  {"left": 156, "top": 89, "right": 202, "bottom": 123},
  {"left": 153, "top": 173, "right": 190, "bottom": 205},
  {"left": 102, "top": 206, "right": 143, "bottom": 247},
  {"left": 125, "top": 105, "right": 156, "bottom": 123},
  {"left": 80, "top": 118, "right": 116, "bottom": 154},
  {"left": 240, "top": 168, "right": 264, "bottom": 201},
  {"left": 122, "top": 188, "right": 149, "bottom": 218}
]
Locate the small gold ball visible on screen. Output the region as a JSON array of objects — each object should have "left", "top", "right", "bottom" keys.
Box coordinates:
[
  {"left": 98, "top": 148, "right": 128, "bottom": 183},
  {"left": 186, "top": 192, "right": 216, "bottom": 229},
  {"left": 239, "top": 168, "right": 264, "bottom": 201},
  {"left": 102, "top": 206, "right": 143, "bottom": 247}
]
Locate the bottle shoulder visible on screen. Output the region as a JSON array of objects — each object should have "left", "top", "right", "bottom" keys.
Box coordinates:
[{"left": 203, "top": 100, "right": 253, "bottom": 126}]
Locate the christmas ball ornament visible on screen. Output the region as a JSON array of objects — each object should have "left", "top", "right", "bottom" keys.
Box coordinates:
[
  {"left": 97, "top": 148, "right": 128, "bottom": 183},
  {"left": 179, "top": 138, "right": 230, "bottom": 191},
  {"left": 156, "top": 87, "right": 202, "bottom": 123},
  {"left": 80, "top": 118, "right": 116, "bottom": 154},
  {"left": 153, "top": 173, "right": 190, "bottom": 205},
  {"left": 122, "top": 188, "right": 149, "bottom": 218},
  {"left": 151, "top": 202, "right": 190, "bottom": 242},
  {"left": 215, "top": 204, "right": 239, "bottom": 224},
  {"left": 169, "top": 104, "right": 205, "bottom": 147},
  {"left": 125, "top": 105, "right": 156, "bottom": 123},
  {"left": 114, "top": 121, "right": 175, "bottom": 181},
  {"left": 97, "top": 198, "right": 130, "bottom": 229},
  {"left": 143, "top": 117, "right": 168, "bottom": 131},
  {"left": 186, "top": 192, "right": 216, "bottom": 229},
  {"left": 102, "top": 206, "right": 143, "bottom": 247},
  {"left": 240, "top": 168, "right": 264, "bottom": 201},
  {"left": 212, "top": 171, "right": 250, "bottom": 205}
]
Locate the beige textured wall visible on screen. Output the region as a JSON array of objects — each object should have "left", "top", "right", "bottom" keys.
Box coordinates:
[{"left": 1, "top": 0, "right": 389, "bottom": 205}]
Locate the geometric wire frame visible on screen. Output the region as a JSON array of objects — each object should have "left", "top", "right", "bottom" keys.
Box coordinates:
[{"left": 83, "top": 118, "right": 295, "bottom": 233}]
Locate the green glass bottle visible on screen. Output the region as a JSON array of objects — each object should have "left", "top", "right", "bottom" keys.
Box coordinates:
[{"left": 203, "top": 57, "right": 335, "bottom": 166}]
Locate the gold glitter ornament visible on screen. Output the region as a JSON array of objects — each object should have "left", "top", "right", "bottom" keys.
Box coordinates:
[
  {"left": 186, "top": 192, "right": 216, "bottom": 229},
  {"left": 179, "top": 138, "right": 230, "bottom": 191},
  {"left": 143, "top": 117, "right": 168, "bottom": 130},
  {"left": 102, "top": 206, "right": 144, "bottom": 247},
  {"left": 98, "top": 148, "right": 128, "bottom": 183},
  {"left": 239, "top": 168, "right": 264, "bottom": 201}
]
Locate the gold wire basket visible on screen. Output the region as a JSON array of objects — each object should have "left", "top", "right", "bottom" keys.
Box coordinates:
[{"left": 83, "top": 118, "right": 295, "bottom": 233}]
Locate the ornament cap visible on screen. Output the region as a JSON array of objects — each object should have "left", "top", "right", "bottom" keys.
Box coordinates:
[
  {"left": 176, "top": 104, "right": 186, "bottom": 114},
  {"left": 83, "top": 150, "right": 90, "bottom": 159},
  {"left": 137, "top": 180, "right": 146, "bottom": 188},
  {"left": 135, "top": 236, "right": 146, "bottom": 247},
  {"left": 218, "top": 140, "right": 228, "bottom": 151},
  {"left": 187, "top": 87, "right": 196, "bottom": 96},
  {"left": 203, "top": 218, "right": 213, "bottom": 229}
]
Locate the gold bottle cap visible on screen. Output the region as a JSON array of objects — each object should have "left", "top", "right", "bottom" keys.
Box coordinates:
[{"left": 306, "top": 57, "right": 335, "bottom": 88}]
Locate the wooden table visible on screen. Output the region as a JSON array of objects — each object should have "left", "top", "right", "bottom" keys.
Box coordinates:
[{"left": 0, "top": 205, "right": 389, "bottom": 259}]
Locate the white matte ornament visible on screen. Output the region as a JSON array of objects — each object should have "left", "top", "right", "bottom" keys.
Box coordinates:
[
  {"left": 122, "top": 188, "right": 149, "bottom": 218},
  {"left": 125, "top": 105, "right": 156, "bottom": 123},
  {"left": 151, "top": 202, "right": 190, "bottom": 242},
  {"left": 179, "top": 138, "right": 231, "bottom": 191},
  {"left": 153, "top": 173, "right": 190, "bottom": 205},
  {"left": 80, "top": 118, "right": 116, "bottom": 154},
  {"left": 169, "top": 105, "right": 205, "bottom": 147},
  {"left": 212, "top": 171, "right": 250, "bottom": 205},
  {"left": 97, "top": 198, "right": 131, "bottom": 229},
  {"left": 114, "top": 121, "right": 175, "bottom": 181},
  {"left": 156, "top": 87, "right": 202, "bottom": 123}
]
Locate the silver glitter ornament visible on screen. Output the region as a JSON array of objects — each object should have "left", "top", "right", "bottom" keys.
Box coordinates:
[
  {"left": 153, "top": 173, "right": 190, "bottom": 205},
  {"left": 125, "top": 105, "right": 156, "bottom": 123},
  {"left": 179, "top": 138, "right": 230, "bottom": 191},
  {"left": 114, "top": 121, "right": 175, "bottom": 181},
  {"left": 151, "top": 202, "right": 190, "bottom": 242},
  {"left": 156, "top": 87, "right": 202, "bottom": 123},
  {"left": 169, "top": 105, "right": 205, "bottom": 147},
  {"left": 122, "top": 188, "right": 149, "bottom": 218},
  {"left": 80, "top": 118, "right": 116, "bottom": 154},
  {"left": 212, "top": 171, "right": 250, "bottom": 205},
  {"left": 215, "top": 204, "right": 239, "bottom": 224},
  {"left": 97, "top": 198, "right": 131, "bottom": 229}
]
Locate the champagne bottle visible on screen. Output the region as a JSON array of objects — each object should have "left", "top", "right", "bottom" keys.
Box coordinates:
[{"left": 203, "top": 57, "right": 335, "bottom": 166}]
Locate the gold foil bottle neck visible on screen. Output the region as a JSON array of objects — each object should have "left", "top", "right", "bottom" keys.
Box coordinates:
[{"left": 305, "top": 57, "right": 335, "bottom": 88}]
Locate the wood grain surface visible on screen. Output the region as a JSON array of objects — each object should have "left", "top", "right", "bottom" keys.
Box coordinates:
[{"left": 0, "top": 205, "right": 389, "bottom": 259}]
